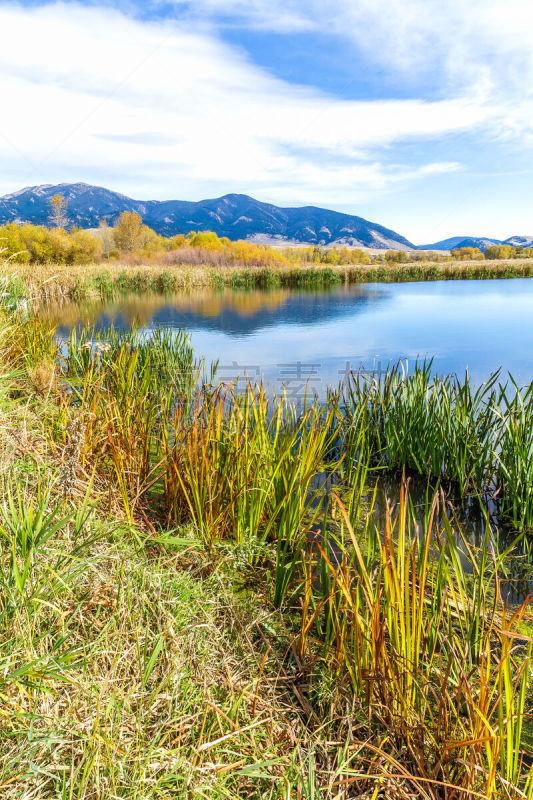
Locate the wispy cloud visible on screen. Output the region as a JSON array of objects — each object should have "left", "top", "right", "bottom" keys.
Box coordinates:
[
  {"left": 168, "top": 0, "right": 533, "bottom": 139},
  {"left": 0, "top": 2, "right": 488, "bottom": 207},
  {"left": 168, "top": 0, "right": 315, "bottom": 33},
  {"left": 95, "top": 132, "right": 177, "bottom": 145}
]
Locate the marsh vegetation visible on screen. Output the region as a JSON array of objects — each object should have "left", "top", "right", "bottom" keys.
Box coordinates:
[
  {"left": 0, "top": 289, "right": 532, "bottom": 798},
  {"left": 3, "top": 257, "right": 533, "bottom": 320}
]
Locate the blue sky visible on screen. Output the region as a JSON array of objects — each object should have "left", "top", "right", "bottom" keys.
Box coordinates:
[{"left": 1, "top": 0, "right": 532, "bottom": 242}]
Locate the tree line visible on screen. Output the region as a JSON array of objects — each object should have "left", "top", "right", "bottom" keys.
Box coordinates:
[{"left": 0, "top": 194, "right": 531, "bottom": 266}]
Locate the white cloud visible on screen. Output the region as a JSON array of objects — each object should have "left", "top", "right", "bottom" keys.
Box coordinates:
[
  {"left": 418, "top": 163, "right": 462, "bottom": 176},
  {"left": 170, "top": 0, "right": 315, "bottom": 33},
  {"left": 172, "top": 0, "right": 533, "bottom": 140},
  {"left": 173, "top": 0, "right": 533, "bottom": 83},
  {"left": 0, "top": 2, "right": 490, "bottom": 207}
]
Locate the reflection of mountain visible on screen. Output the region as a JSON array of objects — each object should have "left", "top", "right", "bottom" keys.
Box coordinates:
[{"left": 80, "top": 286, "right": 390, "bottom": 338}]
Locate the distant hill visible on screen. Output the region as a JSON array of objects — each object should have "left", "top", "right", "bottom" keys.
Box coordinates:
[
  {"left": 450, "top": 237, "right": 504, "bottom": 251},
  {"left": 418, "top": 236, "right": 501, "bottom": 251},
  {"left": 0, "top": 183, "right": 415, "bottom": 250},
  {"left": 419, "top": 235, "right": 533, "bottom": 253},
  {"left": 502, "top": 235, "right": 533, "bottom": 248}
]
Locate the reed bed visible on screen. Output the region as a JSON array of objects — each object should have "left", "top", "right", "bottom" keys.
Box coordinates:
[
  {"left": 3, "top": 257, "right": 533, "bottom": 307},
  {"left": 342, "top": 361, "right": 533, "bottom": 530},
  {"left": 302, "top": 487, "right": 533, "bottom": 798},
  {"left": 164, "top": 386, "right": 340, "bottom": 605},
  {"left": 27, "top": 313, "right": 533, "bottom": 533},
  {"left": 0, "top": 311, "right": 532, "bottom": 798}
]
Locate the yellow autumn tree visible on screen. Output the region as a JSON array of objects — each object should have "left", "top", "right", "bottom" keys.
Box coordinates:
[{"left": 113, "top": 212, "right": 144, "bottom": 252}]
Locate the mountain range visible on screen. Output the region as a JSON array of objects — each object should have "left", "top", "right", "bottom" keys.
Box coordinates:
[
  {"left": 0, "top": 183, "right": 531, "bottom": 252},
  {"left": 0, "top": 183, "right": 415, "bottom": 250}
]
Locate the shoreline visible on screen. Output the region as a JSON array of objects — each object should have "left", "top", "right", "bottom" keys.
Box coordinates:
[{"left": 2, "top": 257, "right": 533, "bottom": 305}]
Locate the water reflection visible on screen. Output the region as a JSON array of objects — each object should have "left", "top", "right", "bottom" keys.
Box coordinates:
[
  {"left": 44, "top": 285, "right": 388, "bottom": 337},
  {"left": 43, "top": 278, "right": 533, "bottom": 392}
]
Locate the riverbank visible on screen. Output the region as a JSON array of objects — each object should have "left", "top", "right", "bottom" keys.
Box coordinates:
[
  {"left": 1, "top": 309, "right": 532, "bottom": 798},
  {"left": 2, "top": 256, "right": 533, "bottom": 305},
  {"left": 0, "top": 313, "right": 335, "bottom": 798}
]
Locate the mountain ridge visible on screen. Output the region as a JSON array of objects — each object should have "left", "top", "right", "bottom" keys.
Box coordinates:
[
  {"left": 0, "top": 183, "right": 416, "bottom": 250},
  {"left": 2, "top": 183, "right": 531, "bottom": 252},
  {"left": 420, "top": 235, "right": 533, "bottom": 252}
]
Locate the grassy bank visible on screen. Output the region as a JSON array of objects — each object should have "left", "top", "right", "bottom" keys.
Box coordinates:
[
  {"left": 2, "top": 256, "right": 533, "bottom": 305},
  {"left": 1, "top": 311, "right": 532, "bottom": 798}
]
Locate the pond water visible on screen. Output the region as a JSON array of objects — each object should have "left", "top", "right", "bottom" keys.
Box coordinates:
[
  {"left": 43, "top": 277, "right": 533, "bottom": 599},
  {"left": 45, "top": 278, "right": 533, "bottom": 399}
]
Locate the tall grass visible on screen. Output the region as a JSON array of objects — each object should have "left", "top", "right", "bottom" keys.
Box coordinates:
[
  {"left": 496, "top": 379, "right": 533, "bottom": 530},
  {"left": 164, "top": 384, "right": 341, "bottom": 605},
  {"left": 8, "top": 312, "right": 533, "bottom": 531},
  {"left": 56, "top": 323, "right": 533, "bottom": 794},
  {"left": 61, "top": 324, "right": 212, "bottom": 521},
  {"left": 55, "top": 323, "right": 533, "bottom": 531},
  {"left": 302, "top": 487, "right": 533, "bottom": 798},
  {"left": 3, "top": 258, "right": 533, "bottom": 308},
  {"left": 343, "top": 362, "right": 499, "bottom": 491}
]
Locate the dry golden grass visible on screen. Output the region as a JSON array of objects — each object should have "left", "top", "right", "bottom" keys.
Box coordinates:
[{"left": 26, "top": 360, "right": 57, "bottom": 396}]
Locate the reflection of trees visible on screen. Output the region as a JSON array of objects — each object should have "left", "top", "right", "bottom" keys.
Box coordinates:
[
  {"left": 43, "top": 288, "right": 292, "bottom": 330},
  {"left": 44, "top": 284, "right": 387, "bottom": 338},
  {"left": 149, "top": 286, "right": 383, "bottom": 336},
  {"left": 175, "top": 289, "right": 289, "bottom": 319},
  {"left": 39, "top": 299, "right": 108, "bottom": 329}
]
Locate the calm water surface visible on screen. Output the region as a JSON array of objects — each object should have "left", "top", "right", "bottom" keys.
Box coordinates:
[{"left": 46, "top": 278, "right": 533, "bottom": 394}]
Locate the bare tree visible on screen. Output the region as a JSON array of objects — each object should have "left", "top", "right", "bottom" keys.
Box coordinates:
[
  {"left": 49, "top": 193, "right": 69, "bottom": 229},
  {"left": 95, "top": 220, "right": 115, "bottom": 257}
]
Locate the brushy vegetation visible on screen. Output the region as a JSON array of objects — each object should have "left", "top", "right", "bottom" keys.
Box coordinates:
[
  {"left": 0, "top": 305, "right": 532, "bottom": 798},
  {"left": 2, "top": 208, "right": 533, "bottom": 274}
]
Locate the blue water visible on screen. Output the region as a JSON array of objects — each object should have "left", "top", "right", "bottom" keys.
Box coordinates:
[{"left": 49, "top": 278, "right": 533, "bottom": 396}]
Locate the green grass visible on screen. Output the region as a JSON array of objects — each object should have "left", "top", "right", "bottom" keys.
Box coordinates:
[{"left": 0, "top": 484, "right": 305, "bottom": 798}]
